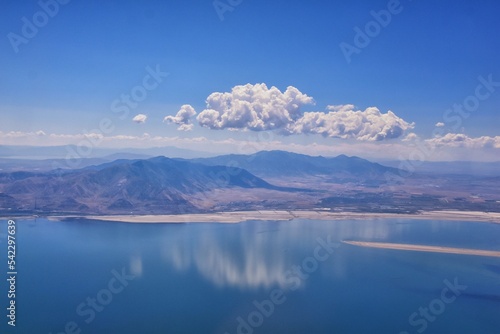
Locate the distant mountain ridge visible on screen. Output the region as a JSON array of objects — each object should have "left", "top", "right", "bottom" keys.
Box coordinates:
[{"left": 189, "top": 150, "right": 400, "bottom": 178}]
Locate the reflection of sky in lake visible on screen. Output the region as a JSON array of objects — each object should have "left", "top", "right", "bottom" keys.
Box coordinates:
[{"left": 0, "top": 218, "right": 499, "bottom": 334}]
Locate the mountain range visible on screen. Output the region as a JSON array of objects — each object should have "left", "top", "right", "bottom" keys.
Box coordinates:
[
  {"left": 190, "top": 150, "right": 399, "bottom": 178},
  {"left": 0, "top": 151, "right": 398, "bottom": 215}
]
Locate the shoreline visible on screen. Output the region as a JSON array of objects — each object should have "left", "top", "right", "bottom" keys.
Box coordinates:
[{"left": 39, "top": 209, "right": 500, "bottom": 224}]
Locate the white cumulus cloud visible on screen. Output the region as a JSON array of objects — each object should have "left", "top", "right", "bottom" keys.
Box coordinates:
[
  {"left": 192, "top": 84, "right": 413, "bottom": 141},
  {"left": 426, "top": 133, "right": 500, "bottom": 149},
  {"left": 435, "top": 122, "right": 445, "bottom": 127},
  {"left": 402, "top": 132, "right": 419, "bottom": 141},
  {"left": 196, "top": 83, "right": 315, "bottom": 131},
  {"left": 132, "top": 114, "right": 147, "bottom": 123},
  {"left": 288, "top": 106, "right": 415, "bottom": 141},
  {"left": 164, "top": 105, "right": 197, "bottom": 131}
]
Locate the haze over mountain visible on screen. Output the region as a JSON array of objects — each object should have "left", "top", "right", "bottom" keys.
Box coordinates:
[
  {"left": 379, "top": 160, "right": 500, "bottom": 177},
  {"left": 0, "top": 145, "right": 209, "bottom": 160}
]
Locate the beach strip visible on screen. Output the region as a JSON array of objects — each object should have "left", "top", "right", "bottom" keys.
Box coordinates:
[
  {"left": 343, "top": 240, "right": 500, "bottom": 258},
  {"left": 69, "top": 210, "right": 500, "bottom": 224}
]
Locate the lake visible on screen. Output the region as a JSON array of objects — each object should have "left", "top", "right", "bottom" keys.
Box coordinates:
[{"left": 1, "top": 217, "right": 499, "bottom": 334}]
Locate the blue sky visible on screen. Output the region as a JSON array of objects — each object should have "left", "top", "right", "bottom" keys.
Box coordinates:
[{"left": 1, "top": 0, "right": 499, "bottom": 160}]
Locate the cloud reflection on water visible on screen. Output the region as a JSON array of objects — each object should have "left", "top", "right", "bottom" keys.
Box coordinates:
[
  {"left": 160, "top": 219, "right": 394, "bottom": 289},
  {"left": 129, "top": 255, "right": 143, "bottom": 278}
]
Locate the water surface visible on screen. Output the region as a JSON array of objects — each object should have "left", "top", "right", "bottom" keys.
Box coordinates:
[{"left": 1, "top": 218, "right": 499, "bottom": 334}]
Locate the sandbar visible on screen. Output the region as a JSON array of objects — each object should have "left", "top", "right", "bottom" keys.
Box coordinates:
[{"left": 343, "top": 240, "right": 500, "bottom": 258}]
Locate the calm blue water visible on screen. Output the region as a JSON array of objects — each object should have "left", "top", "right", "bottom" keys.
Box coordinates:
[{"left": 0, "top": 218, "right": 499, "bottom": 334}]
